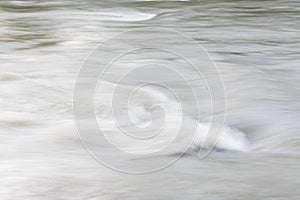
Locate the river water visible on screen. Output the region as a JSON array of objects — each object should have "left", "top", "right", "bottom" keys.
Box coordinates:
[{"left": 0, "top": 0, "right": 300, "bottom": 199}]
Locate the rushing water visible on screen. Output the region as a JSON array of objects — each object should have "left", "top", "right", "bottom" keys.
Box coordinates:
[{"left": 1, "top": 0, "right": 300, "bottom": 199}]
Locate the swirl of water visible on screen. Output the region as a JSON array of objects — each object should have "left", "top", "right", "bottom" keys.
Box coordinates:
[{"left": 73, "top": 27, "right": 225, "bottom": 174}]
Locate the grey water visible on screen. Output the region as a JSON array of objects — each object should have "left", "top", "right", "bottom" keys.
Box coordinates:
[{"left": 0, "top": 0, "right": 300, "bottom": 199}]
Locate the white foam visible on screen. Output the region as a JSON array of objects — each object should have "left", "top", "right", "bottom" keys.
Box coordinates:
[
  {"left": 93, "top": 10, "right": 156, "bottom": 22},
  {"left": 95, "top": 81, "right": 250, "bottom": 154},
  {"left": 138, "top": 85, "right": 250, "bottom": 152},
  {"left": 193, "top": 123, "right": 250, "bottom": 152}
]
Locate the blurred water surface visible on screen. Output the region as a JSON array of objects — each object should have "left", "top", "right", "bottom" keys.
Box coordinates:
[{"left": 0, "top": 0, "right": 300, "bottom": 199}]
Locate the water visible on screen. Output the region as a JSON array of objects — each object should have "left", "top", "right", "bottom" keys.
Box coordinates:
[{"left": 1, "top": 0, "right": 300, "bottom": 199}]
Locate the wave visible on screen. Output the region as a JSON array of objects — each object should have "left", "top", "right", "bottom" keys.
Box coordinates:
[{"left": 94, "top": 80, "right": 250, "bottom": 155}]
